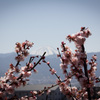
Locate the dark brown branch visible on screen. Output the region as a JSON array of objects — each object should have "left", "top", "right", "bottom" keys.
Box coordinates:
[
  {"left": 10, "top": 52, "right": 46, "bottom": 86},
  {"left": 44, "top": 60, "right": 61, "bottom": 81},
  {"left": 82, "top": 45, "right": 91, "bottom": 100},
  {"left": 27, "top": 52, "right": 46, "bottom": 71}
]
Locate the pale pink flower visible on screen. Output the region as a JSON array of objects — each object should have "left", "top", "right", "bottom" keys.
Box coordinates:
[
  {"left": 20, "top": 97, "right": 26, "bottom": 100},
  {"left": 33, "top": 69, "right": 38, "bottom": 73},
  {"left": 83, "top": 29, "right": 91, "bottom": 38},
  {"left": 33, "top": 96, "right": 37, "bottom": 100},
  {"left": 61, "top": 56, "right": 70, "bottom": 64},
  {"left": 15, "top": 55, "right": 24, "bottom": 62},
  {"left": 7, "top": 73, "right": 16, "bottom": 81},
  {"left": 22, "top": 71, "right": 32, "bottom": 77},
  {"left": 31, "top": 91, "right": 37, "bottom": 95},
  {"left": 46, "top": 89, "right": 51, "bottom": 94},
  {"left": 9, "top": 63, "right": 14, "bottom": 69},
  {"left": 60, "top": 63, "right": 67, "bottom": 70},
  {"left": 47, "top": 61, "right": 50, "bottom": 65},
  {"left": 75, "top": 36, "right": 86, "bottom": 45},
  {"left": 83, "top": 92, "right": 88, "bottom": 98},
  {"left": 63, "top": 51, "right": 71, "bottom": 58},
  {"left": 29, "top": 63, "right": 33, "bottom": 68},
  {"left": 15, "top": 42, "right": 22, "bottom": 53},
  {"left": 92, "top": 55, "right": 97, "bottom": 60},
  {"left": 97, "top": 91, "right": 100, "bottom": 96},
  {"left": 71, "top": 57, "right": 78, "bottom": 66},
  {"left": 71, "top": 34, "right": 76, "bottom": 40},
  {"left": 22, "top": 50, "right": 29, "bottom": 57},
  {"left": 71, "top": 86, "right": 78, "bottom": 95},
  {"left": 6, "top": 85, "right": 14, "bottom": 94},
  {"left": 21, "top": 66, "right": 27, "bottom": 72},
  {"left": 50, "top": 68, "right": 56, "bottom": 75},
  {"left": 25, "top": 40, "right": 34, "bottom": 48},
  {"left": 20, "top": 66, "right": 32, "bottom": 77},
  {"left": 75, "top": 44, "right": 82, "bottom": 51},
  {"left": 92, "top": 66, "right": 97, "bottom": 71}
]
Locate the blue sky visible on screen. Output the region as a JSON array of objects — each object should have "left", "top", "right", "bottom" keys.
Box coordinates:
[{"left": 0, "top": 0, "right": 100, "bottom": 53}]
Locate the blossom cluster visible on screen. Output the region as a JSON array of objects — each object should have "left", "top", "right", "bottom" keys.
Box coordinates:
[
  {"left": 15, "top": 40, "right": 34, "bottom": 62},
  {"left": 57, "top": 27, "right": 98, "bottom": 100},
  {"left": 0, "top": 41, "right": 46, "bottom": 100}
]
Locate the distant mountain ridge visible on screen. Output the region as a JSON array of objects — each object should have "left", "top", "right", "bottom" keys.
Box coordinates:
[{"left": 0, "top": 49, "right": 100, "bottom": 85}]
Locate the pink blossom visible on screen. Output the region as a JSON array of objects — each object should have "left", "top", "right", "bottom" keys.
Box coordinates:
[
  {"left": 92, "top": 66, "right": 97, "bottom": 71},
  {"left": 29, "top": 63, "right": 33, "bottom": 68},
  {"left": 31, "top": 91, "right": 37, "bottom": 95},
  {"left": 71, "top": 57, "right": 78, "bottom": 66},
  {"left": 47, "top": 61, "right": 50, "bottom": 65},
  {"left": 79, "top": 77, "right": 88, "bottom": 87},
  {"left": 21, "top": 67, "right": 32, "bottom": 77},
  {"left": 46, "top": 89, "right": 51, "bottom": 94},
  {"left": 15, "top": 42, "right": 22, "bottom": 53},
  {"left": 33, "top": 69, "right": 38, "bottom": 73},
  {"left": 83, "top": 92, "right": 88, "bottom": 99},
  {"left": 50, "top": 68, "right": 56, "bottom": 75},
  {"left": 71, "top": 86, "right": 78, "bottom": 95},
  {"left": 6, "top": 85, "right": 14, "bottom": 94},
  {"left": 32, "top": 96, "right": 37, "bottom": 100},
  {"left": 15, "top": 55, "right": 24, "bottom": 62},
  {"left": 25, "top": 40, "right": 34, "bottom": 48},
  {"left": 61, "top": 55, "right": 70, "bottom": 64},
  {"left": 9, "top": 63, "right": 14, "bottom": 69},
  {"left": 22, "top": 42, "right": 26, "bottom": 48},
  {"left": 60, "top": 63, "right": 68, "bottom": 70},
  {"left": 98, "top": 91, "right": 100, "bottom": 96},
  {"left": 22, "top": 71, "right": 32, "bottom": 77},
  {"left": 20, "top": 97, "right": 28, "bottom": 100},
  {"left": 83, "top": 29, "right": 91, "bottom": 38},
  {"left": 75, "top": 36, "right": 86, "bottom": 45},
  {"left": 92, "top": 55, "right": 97, "bottom": 60},
  {"left": 22, "top": 50, "right": 29, "bottom": 57}
]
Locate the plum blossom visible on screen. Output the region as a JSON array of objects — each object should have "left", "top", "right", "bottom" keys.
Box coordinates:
[
  {"left": 60, "top": 63, "right": 68, "bottom": 70},
  {"left": 74, "top": 35, "right": 86, "bottom": 45},
  {"left": 49, "top": 68, "right": 56, "bottom": 75},
  {"left": 47, "top": 61, "right": 50, "bottom": 65},
  {"left": 33, "top": 69, "right": 38, "bottom": 73},
  {"left": 29, "top": 63, "right": 33, "bottom": 68},
  {"left": 71, "top": 86, "right": 78, "bottom": 95},
  {"left": 31, "top": 91, "right": 37, "bottom": 95},
  {"left": 81, "top": 28, "right": 91, "bottom": 38},
  {"left": 71, "top": 57, "right": 78, "bottom": 66},
  {"left": 20, "top": 66, "right": 32, "bottom": 78},
  {"left": 15, "top": 55, "right": 25, "bottom": 62},
  {"left": 92, "top": 55, "right": 97, "bottom": 61},
  {"left": 98, "top": 91, "right": 100, "bottom": 96}
]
